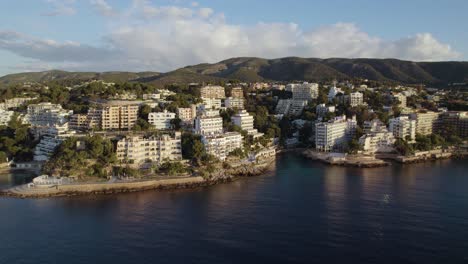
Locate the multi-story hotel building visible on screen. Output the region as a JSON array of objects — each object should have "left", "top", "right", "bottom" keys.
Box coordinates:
[
  {"left": 315, "top": 115, "right": 357, "bottom": 152},
  {"left": 349, "top": 92, "right": 364, "bottom": 107},
  {"left": 359, "top": 119, "right": 395, "bottom": 153},
  {"left": 231, "top": 110, "right": 263, "bottom": 138},
  {"left": 177, "top": 105, "right": 197, "bottom": 123},
  {"left": 23, "top": 102, "right": 72, "bottom": 126},
  {"left": 200, "top": 85, "right": 226, "bottom": 99},
  {"left": 275, "top": 99, "right": 308, "bottom": 116},
  {"left": 33, "top": 123, "right": 76, "bottom": 161},
  {"left": 100, "top": 102, "right": 139, "bottom": 130},
  {"left": 287, "top": 82, "right": 319, "bottom": 101},
  {"left": 393, "top": 93, "right": 407, "bottom": 108},
  {"left": 409, "top": 111, "right": 441, "bottom": 136},
  {"left": 148, "top": 110, "right": 176, "bottom": 130},
  {"left": 437, "top": 111, "right": 468, "bottom": 138},
  {"left": 389, "top": 116, "right": 416, "bottom": 142},
  {"left": 194, "top": 112, "right": 223, "bottom": 136},
  {"left": 116, "top": 132, "right": 182, "bottom": 164},
  {"left": 202, "top": 98, "right": 222, "bottom": 110},
  {"left": 202, "top": 132, "right": 243, "bottom": 161},
  {"left": 224, "top": 97, "right": 245, "bottom": 109}
]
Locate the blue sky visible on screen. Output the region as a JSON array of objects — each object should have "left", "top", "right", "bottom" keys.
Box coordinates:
[{"left": 0, "top": 0, "right": 466, "bottom": 76}]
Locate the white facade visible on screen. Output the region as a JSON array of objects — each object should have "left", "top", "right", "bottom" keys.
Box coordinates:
[
  {"left": 202, "top": 98, "right": 222, "bottom": 110},
  {"left": 23, "top": 102, "right": 72, "bottom": 126},
  {"left": 231, "top": 110, "right": 254, "bottom": 131},
  {"left": 287, "top": 82, "right": 319, "bottom": 101},
  {"left": 410, "top": 111, "right": 441, "bottom": 136},
  {"left": 231, "top": 110, "right": 264, "bottom": 138},
  {"left": 200, "top": 85, "right": 226, "bottom": 99},
  {"left": 194, "top": 114, "right": 223, "bottom": 136},
  {"left": 116, "top": 132, "right": 182, "bottom": 164},
  {"left": 315, "top": 116, "right": 357, "bottom": 152},
  {"left": 393, "top": 93, "right": 407, "bottom": 108},
  {"left": 359, "top": 119, "right": 395, "bottom": 153},
  {"left": 224, "top": 97, "right": 245, "bottom": 109},
  {"left": 389, "top": 116, "right": 416, "bottom": 142},
  {"left": 33, "top": 123, "right": 75, "bottom": 161},
  {"left": 275, "top": 99, "right": 308, "bottom": 116},
  {"left": 177, "top": 105, "right": 197, "bottom": 122},
  {"left": 349, "top": 92, "right": 364, "bottom": 107},
  {"left": 202, "top": 132, "right": 243, "bottom": 161},
  {"left": 148, "top": 110, "right": 176, "bottom": 130}
]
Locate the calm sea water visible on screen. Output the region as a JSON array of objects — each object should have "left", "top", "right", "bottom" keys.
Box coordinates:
[{"left": 1, "top": 154, "right": 468, "bottom": 264}]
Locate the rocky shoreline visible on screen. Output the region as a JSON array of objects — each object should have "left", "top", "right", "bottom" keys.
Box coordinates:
[{"left": 0, "top": 159, "right": 275, "bottom": 199}]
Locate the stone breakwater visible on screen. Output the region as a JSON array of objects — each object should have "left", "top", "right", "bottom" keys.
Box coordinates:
[{"left": 0, "top": 159, "right": 275, "bottom": 199}]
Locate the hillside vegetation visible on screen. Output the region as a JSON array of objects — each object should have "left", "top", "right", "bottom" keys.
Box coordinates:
[{"left": 2, "top": 57, "right": 468, "bottom": 87}]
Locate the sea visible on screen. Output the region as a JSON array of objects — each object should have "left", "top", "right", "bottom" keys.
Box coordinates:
[{"left": 1, "top": 154, "right": 468, "bottom": 264}]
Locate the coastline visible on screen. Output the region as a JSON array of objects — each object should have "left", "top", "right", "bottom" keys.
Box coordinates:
[
  {"left": 302, "top": 148, "right": 468, "bottom": 167},
  {"left": 2, "top": 148, "right": 466, "bottom": 199},
  {"left": 0, "top": 159, "right": 275, "bottom": 199}
]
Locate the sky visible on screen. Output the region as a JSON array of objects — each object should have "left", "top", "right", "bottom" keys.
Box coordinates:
[{"left": 0, "top": 0, "right": 467, "bottom": 76}]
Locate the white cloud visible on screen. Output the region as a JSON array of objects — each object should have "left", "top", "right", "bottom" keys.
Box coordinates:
[
  {"left": 90, "top": 0, "right": 116, "bottom": 17},
  {"left": 42, "top": 0, "right": 76, "bottom": 16},
  {"left": 3, "top": 2, "right": 462, "bottom": 73}
]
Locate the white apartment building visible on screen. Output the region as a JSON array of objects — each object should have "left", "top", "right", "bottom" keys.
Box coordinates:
[
  {"left": 389, "top": 116, "right": 416, "bottom": 142},
  {"left": 23, "top": 102, "right": 72, "bottom": 126},
  {"left": 202, "top": 98, "right": 222, "bottom": 110},
  {"left": 410, "top": 111, "right": 441, "bottom": 136},
  {"left": 200, "top": 85, "right": 226, "bottom": 99},
  {"left": 359, "top": 119, "right": 395, "bottom": 153},
  {"left": 194, "top": 113, "right": 223, "bottom": 136},
  {"left": 316, "top": 104, "right": 336, "bottom": 117},
  {"left": 224, "top": 97, "right": 245, "bottom": 109},
  {"left": 315, "top": 115, "right": 357, "bottom": 152},
  {"left": 275, "top": 99, "right": 308, "bottom": 116},
  {"left": 0, "top": 109, "right": 14, "bottom": 126},
  {"left": 393, "top": 93, "right": 407, "bottom": 108},
  {"left": 349, "top": 92, "right": 364, "bottom": 107},
  {"left": 231, "top": 110, "right": 264, "bottom": 138},
  {"left": 148, "top": 110, "right": 176, "bottom": 130},
  {"left": 202, "top": 132, "right": 243, "bottom": 161},
  {"left": 116, "top": 132, "right": 182, "bottom": 165},
  {"left": 287, "top": 82, "right": 319, "bottom": 101},
  {"left": 33, "top": 123, "right": 75, "bottom": 161},
  {"left": 177, "top": 105, "right": 197, "bottom": 123}
]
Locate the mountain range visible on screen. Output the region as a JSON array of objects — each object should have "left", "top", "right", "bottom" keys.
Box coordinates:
[{"left": 1, "top": 57, "right": 468, "bottom": 87}]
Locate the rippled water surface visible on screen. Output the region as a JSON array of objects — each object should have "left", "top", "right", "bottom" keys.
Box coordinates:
[{"left": 1, "top": 155, "right": 468, "bottom": 264}]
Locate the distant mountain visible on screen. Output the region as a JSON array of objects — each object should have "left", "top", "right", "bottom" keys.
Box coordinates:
[
  {"left": 2, "top": 57, "right": 468, "bottom": 87},
  {"left": 0, "top": 70, "right": 161, "bottom": 86}
]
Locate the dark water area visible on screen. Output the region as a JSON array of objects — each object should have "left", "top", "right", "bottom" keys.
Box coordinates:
[
  {"left": 1, "top": 154, "right": 468, "bottom": 264},
  {"left": 0, "top": 170, "right": 35, "bottom": 189}
]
